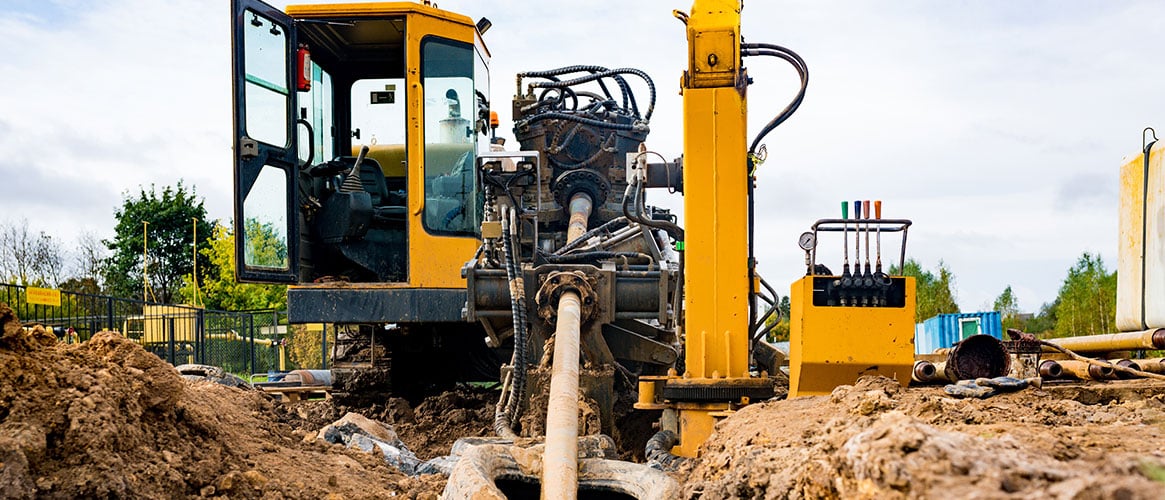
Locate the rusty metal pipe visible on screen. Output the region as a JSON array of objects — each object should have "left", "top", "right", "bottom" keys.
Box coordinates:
[
  {"left": 1038, "top": 360, "right": 1063, "bottom": 378},
  {"left": 1044, "top": 329, "right": 1165, "bottom": 354},
  {"left": 1134, "top": 358, "right": 1165, "bottom": 374},
  {"left": 543, "top": 290, "right": 582, "bottom": 500},
  {"left": 1109, "top": 359, "right": 1143, "bottom": 379},
  {"left": 912, "top": 360, "right": 936, "bottom": 383},
  {"left": 911, "top": 360, "right": 947, "bottom": 383},
  {"left": 1057, "top": 359, "right": 1117, "bottom": 380},
  {"left": 944, "top": 334, "right": 1011, "bottom": 381},
  {"left": 566, "top": 193, "right": 594, "bottom": 245}
]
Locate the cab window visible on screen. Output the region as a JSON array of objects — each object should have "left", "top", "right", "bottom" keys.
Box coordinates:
[{"left": 421, "top": 37, "right": 477, "bottom": 236}]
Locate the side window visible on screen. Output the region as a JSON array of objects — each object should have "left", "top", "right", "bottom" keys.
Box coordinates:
[
  {"left": 297, "top": 62, "right": 333, "bottom": 165},
  {"left": 422, "top": 38, "right": 478, "bottom": 236},
  {"left": 243, "top": 10, "right": 289, "bottom": 147},
  {"left": 243, "top": 165, "right": 290, "bottom": 270}
]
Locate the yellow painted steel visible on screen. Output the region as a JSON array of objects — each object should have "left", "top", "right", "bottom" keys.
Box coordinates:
[
  {"left": 287, "top": 2, "right": 480, "bottom": 289},
  {"left": 668, "top": 0, "right": 759, "bottom": 459},
  {"left": 788, "top": 276, "right": 917, "bottom": 397},
  {"left": 681, "top": 0, "right": 749, "bottom": 381},
  {"left": 286, "top": 2, "right": 475, "bottom": 26}
]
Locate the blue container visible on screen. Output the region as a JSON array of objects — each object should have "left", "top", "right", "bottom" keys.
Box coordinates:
[{"left": 914, "top": 311, "right": 1003, "bottom": 355}]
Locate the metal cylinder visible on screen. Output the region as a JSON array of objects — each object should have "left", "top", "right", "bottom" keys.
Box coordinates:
[
  {"left": 912, "top": 360, "right": 940, "bottom": 383},
  {"left": 1109, "top": 359, "right": 1142, "bottom": 379},
  {"left": 284, "top": 369, "right": 333, "bottom": 386},
  {"left": 1134, "top": 357, "right": 1165, "bottom": 374},
  {"left": 1038, "top": 360, "right": 1063, "bottom": 378},
  {"left": 944, "top": 334, "right": 1011, "bottom": 381},
  {"left": 1058, "top": 359, "right": 1116, "bottom": 380},
  {"left": 566, "top": 193, "right": 593, "bottom": 245},
  {"left": 542, "top": 290, "right": 582, "bottom": 500},
  {"left": 1044, "top": 329, "right": 1165, "bottom": 354}
]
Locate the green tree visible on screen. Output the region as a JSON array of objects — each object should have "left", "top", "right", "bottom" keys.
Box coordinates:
[
  {"left": 891, "top": 258, "right": 959, "bottom": 321},
  {"left": 993, "top": 285, "right": 1023, "bottom": 331},
  {"left": 179, "top": 222, "right": 286, "bottom": 311},
  {"left": 104, "top": 183, "right": 212, "bottom": 303},
  {"left": 1025, "top": 299, "right": 1058, "bottom": 335},
  {"left": 1051, "top": 252, "right": 1116, "bottom": 338}
]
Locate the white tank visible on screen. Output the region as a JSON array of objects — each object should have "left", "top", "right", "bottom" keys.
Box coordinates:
[{"left": 1117, "top": 141, "right": 1165, "bottom": 330}]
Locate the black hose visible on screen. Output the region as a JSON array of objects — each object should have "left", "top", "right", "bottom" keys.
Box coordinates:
[
  {"left": 528, "top": 67, "right": 657, "bottom": 121},
  {"left": 645, "top": 430, "right": 687, "bottom": 471},
  {"left": 540, "top": 251, "right": 651, "bottom": 265},
  {"left": 555, "top": 217, "right": 630, "bottom": 255},
  {"left": 519, "top": 111, "right": 643, "bottom": 132},
  {"left": 622, "top": 178, "right": 684, "bottom": 241},
  {"left": 494, "top": 206, "right": 528, "bottom": 436},
  {"left": 740, "top": 43, "right": 808, "bottom": 156}
]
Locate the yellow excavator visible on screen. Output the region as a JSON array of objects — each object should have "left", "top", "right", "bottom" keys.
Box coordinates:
[{"left": 232, "top": 0, "right": 911, "bottom": 495}]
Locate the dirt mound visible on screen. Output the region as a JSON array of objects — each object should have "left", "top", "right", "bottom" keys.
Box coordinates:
[
  {"left": 0, "top": 304, "right": 442, "bottom": 499},
  {"left": 281, "top": 387, "right": 496, "bottom": 461},
  {"left": 682, "top": 376, "right": 1165, "bottom": 498}
]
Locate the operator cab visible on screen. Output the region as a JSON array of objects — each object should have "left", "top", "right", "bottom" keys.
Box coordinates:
[{"left": 231, "top": 0, "right": 490, "bottom": 285}]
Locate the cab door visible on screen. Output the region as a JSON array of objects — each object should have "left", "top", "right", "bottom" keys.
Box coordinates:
[{"left": 231, "top": 0, "right": 299, "bottom": 283}]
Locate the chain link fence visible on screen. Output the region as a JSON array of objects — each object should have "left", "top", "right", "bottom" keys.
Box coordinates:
[{"left": 1, "top": 283, "right": 325, "bottom": 379}]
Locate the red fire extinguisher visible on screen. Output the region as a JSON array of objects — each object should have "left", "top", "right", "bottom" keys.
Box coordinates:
[{"left": 296, "top": 44, "right": 312, "bottom": 92}]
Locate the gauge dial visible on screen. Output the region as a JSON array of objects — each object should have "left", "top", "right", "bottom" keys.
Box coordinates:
[{"left": 797, "top": 231, "right": 816, "bottom": 251}]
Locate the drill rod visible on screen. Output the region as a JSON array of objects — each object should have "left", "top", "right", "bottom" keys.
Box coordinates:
[{"left": 542, "top": 291, "right": 582, "bottom": 500}]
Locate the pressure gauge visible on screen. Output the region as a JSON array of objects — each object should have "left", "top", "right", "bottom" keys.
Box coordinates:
[{"left": 797, "top": 231, "right": 816, "bottom": 251}]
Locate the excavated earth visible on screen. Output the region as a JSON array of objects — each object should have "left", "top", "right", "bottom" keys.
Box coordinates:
[
  {"left": 0, "top": 304, "right": 446, "bottom": 499},
  {"left": 682, "top": 376, "right": 1165, "bottom": 499},
  {"left": 5, "top": 299, "right": 1165, "bottom": 499}
]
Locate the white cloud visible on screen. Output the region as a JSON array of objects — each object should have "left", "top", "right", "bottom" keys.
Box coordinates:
[{"left": 1, "top": 0, "right": 1161, "bottom": 313}]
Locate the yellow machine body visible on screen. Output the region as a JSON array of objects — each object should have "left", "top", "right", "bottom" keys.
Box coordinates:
[
  {"left": 633, "top": 0, "right": 773, "bottom": 459},
  {"left": 287, "top": 2, "right": 481, "bottom": 290},
  {"left": 788, "top": 275, "right": 916, "bottom": 397}
]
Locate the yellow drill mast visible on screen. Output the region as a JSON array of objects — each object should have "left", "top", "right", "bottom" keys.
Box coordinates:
[{"left": 637, "top": 0, "right": 782, "bottom": 458}]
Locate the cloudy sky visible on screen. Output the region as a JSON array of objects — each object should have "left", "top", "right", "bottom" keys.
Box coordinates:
[{"left": 1, "top": 0, "right": 1162, "bottom": 313}]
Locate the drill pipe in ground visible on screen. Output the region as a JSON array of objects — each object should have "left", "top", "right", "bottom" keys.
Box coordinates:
[
  {"left": 543, "top": 290, "right": 582, "bottom": 500},
  {"left": 1038, "top": 360, "right": 1064, "bottom": 378},
  {"left": 1043, "top": 329, "right": 1165, "bottom": 354},
  {"left": 1056, "top": 359, "right": 1117, "bottom": 380}
]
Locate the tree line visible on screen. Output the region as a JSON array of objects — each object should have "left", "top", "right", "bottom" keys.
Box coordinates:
[
  {"left": 0, "top": 182, "right": 285, "bottom": 311},
  {"left": 763, "top": 252, "right": 1118, "bottom": 342},
  {"left": 4, "top": 182, "right": 1120, "bottom": 339},
  {"left": 891, "top": 254, "right": 1117, "bottom": 338}
]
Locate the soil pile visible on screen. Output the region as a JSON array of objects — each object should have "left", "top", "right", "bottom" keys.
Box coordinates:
[
  {"left": 0, "top": 304, "right": 442, "bottom": 499},
  {"left": 683, "top": 376, "right": 1165, "bottom": 498},
  {"left": 281, "top": 387, "right": 496, "bottom": 461}
]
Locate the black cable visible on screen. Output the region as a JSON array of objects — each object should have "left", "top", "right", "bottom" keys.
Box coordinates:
[
  {"left": 539, "top": 250, "right": 651, "bottom": 265},
  {"left": 519, "top": 111, "right": 642, "bottom": 131},
  {"left": 622, "top": 177, "right": 684, "bottom": 241},
  {"left": 555, "top": 217, "right": 630, "bottom": 255},
  {"left": 740, "top": 43, "right": 809, "bottom": 156}
]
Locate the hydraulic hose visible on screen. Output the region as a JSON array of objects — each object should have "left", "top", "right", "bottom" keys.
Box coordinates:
[
  {"left": 645, "top": 430, "right": 688, "bottom": 472},
  {"left": 554, "top": 217, "right": 630, "bottom": 255},
  {"left": 528, "top": 67, "right": 657, "bottom": 121},
  {"left": 494, "top": 206, "right": 529, "bottom": 437}
]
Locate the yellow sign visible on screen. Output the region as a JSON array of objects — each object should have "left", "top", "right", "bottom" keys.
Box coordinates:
[{"left": 26, "top": 287, "right": 61, "bottom": 307}]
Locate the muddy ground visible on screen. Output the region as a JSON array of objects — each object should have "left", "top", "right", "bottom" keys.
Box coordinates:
[{"left": 4, "top": 301, "right": 1165, "bottom": 498}]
